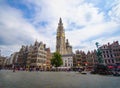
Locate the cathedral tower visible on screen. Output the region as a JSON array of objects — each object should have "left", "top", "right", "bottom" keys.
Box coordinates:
[{"left": 56, "top": 18, "right": 66, "bottom": 55}]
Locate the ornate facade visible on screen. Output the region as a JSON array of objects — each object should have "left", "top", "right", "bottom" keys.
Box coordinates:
[
  {"left": 74, "top": 50, "right": 87, "bottom": 67},
  {"left": 0, "top": 56, "right": 6, "bottom": 69},
  {"left": 17, "top": 45, "right": 28, "bottom": 66},
  {"left": 15, "top": 40, "right": 51, "bottom": 69},
  {"left": 27, "top": 41, "right": 47, "bottom": 69},
  {"left": 56, "top": 18, "right": 72, "bottom": 55},
  {"left": 45, "top": 48, "right": 52, "bottom": 69},
  {"left": 100, "top": 41, "right": 120, "bottom": 64},
  {"left": 62, "top": 54, "right": 73, "bottom": 67},
  {"left": 86, "top": 50, "right": 98, "bottom": 68},
  {"left": 56, "top": 18, "right": 73, "bottom": 68},
  {"left": 73, "top": 50, "right": 98, "bottom": 70}
]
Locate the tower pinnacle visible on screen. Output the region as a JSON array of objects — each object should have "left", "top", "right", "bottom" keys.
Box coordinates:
[
  {"left": 56, "top": 18, "right": 66, "bottom": 55},
  {"left": 56, "top": 18, "right": 73, "bottom": 55},
  {"left": 59, "top": 17, "right": 63, "bottom": 25}
]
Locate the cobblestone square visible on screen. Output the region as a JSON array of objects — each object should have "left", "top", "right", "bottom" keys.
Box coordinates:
[{"left": 0, "top": 70, "right": 120, "bottom": 88}]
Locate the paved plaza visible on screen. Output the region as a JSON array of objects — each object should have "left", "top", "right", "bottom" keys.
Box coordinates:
[{"left": 0, "top": 70, "right": 120, "bottom": 88}]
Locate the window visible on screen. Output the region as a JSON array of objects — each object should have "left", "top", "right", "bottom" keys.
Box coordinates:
[
  {"left": 104, "top": 46, "right": 105, "bottom": 48},
  {"left": 31, "top": 59, "right": 36, "bottom": 63},
  {"left": 65, "top": 63, "right": 67, "bottom": 66},
  {"left": 103, "top": 51, "right": 105, "bottom": 53},
  {"left": 117, "top": 54, "right": 119, "bottom": 56},
  {"left": 105, "top": 60, "right": 107, "bottom": 63},
  {"left": 112, "top": 59, "right": 114, "bottom": 63},
  {"left": 104, "top": 55, "right": 106, "bottom": 58},
  {"left": 106, "top": 51, "right": 108, "bottom": 53},
  {"left": 111, "top": 54, "right": 113, "bottom": 58}
]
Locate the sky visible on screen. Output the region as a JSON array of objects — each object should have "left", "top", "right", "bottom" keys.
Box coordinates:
[{"left": 0, "top": 0, "right": 120, "bottom": 56}]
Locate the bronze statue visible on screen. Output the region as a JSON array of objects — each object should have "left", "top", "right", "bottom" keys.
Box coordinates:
[{"left": 95, "top": 42, "right": 103, "bottom": 64}]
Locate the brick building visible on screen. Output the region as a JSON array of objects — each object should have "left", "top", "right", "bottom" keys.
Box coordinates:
[{"left": 100, "top": 41, "right": 120, "bottom": 64}]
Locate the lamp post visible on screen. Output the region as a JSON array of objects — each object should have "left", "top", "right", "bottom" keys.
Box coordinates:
[{"left": 0, "top": 50, "right": 1, "bottom": 56}]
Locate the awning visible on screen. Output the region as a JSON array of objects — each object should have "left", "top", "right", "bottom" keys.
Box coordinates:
[
  {"left": 117, "top": 66, "right": 120, "bottom": 69},
  {"left": 108, "top": 66, "right": 114, "bottom": 69}
]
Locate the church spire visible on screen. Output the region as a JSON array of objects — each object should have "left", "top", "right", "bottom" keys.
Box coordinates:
[
  {"left": 66, "top": 39, "right": 69, "bottom": 45},
  {"left": 56, "top": 18, "right": 66, "bottom": 55},
  {"left": 59, "top": 17, "right": 63, "bottom": 25}
]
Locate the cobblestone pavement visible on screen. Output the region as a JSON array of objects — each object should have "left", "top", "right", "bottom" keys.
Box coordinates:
[{"left": 0, "top": 70, "right": 120, "bottom": 88}]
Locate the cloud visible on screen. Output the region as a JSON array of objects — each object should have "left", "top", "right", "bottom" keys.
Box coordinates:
[
  {"left": 0, "top": 45, "right": 20, "bottom": 57},
  {"left": 66, "top": 21, "right": 120, "bottom": 50},
  {"left": 0, "top": 2, "right": 49, "bottom": 56},
  {"left": 0, "top": 0, "right": 120, "bottom": 56},
  {"left": 108, "top": 0, "right": 120, "bottom": 23}
]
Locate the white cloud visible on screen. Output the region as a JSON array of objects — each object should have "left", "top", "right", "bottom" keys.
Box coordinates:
[
  {"left": 0, "top": 3, "right": 50, "bottom": 56},
  {"left": 26, "top": 0, "right": 104, "bottom": 26},
  {"left": 0, "top": 0, "right": 120, "bottom": 56},
  {"left": 0, "top": 45, "right": 20, "bottom": 57},
  {"left": 108, "top": 0, "right": 120, "bottom": 23},
  {"left": 66, "top": 21, "right": 120, "bottom": 46}
]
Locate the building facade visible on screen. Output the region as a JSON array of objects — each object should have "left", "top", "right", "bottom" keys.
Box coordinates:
[
  {"left": 73, "top": 50, "right": 98, "bottom": 70},
  {"left": 100, "top": 41, "right": 120, "bottom": 64},
  {"left": 45, "top": 48, "right": 52, "bottom": 70},
  {"left": 26, "top": 41, "right": 47, "bottom": 69},
  {"left": 62, "top": 54, "right": 73, "bottom": 67},
  {"left": 0, "top": 56, "right": 6, "bottom": 69},
  {"left": 56, "top": 18, "right": 73, "bottom": 68},
  {"left": 86, "top": 50, "right": 98, "bottom": 68},
  {"left": 17, "top": 45, "right": 28, "bottom": 67},
  {"left": 56, "top": 18, "right": 73, "bottom": 55},
  {"left": 74, "top": 50, "right": 87, "bottom": 67},
  {"left": 14, "top": 40, "right": 51, "bottom": 70},
  {"left": 9, "top": 52, "right": 19, "bottom": 66}
]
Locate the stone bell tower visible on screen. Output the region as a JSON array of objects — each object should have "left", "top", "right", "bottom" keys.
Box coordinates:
[{"left": 56, "top": 18, "right": 66, "bottom": 55}]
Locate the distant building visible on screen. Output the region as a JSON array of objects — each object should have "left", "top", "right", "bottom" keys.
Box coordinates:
[
  {"left": 62, "top": 54, "right": 73, "bottom": 67},
  {"left": 56, "top": 18, "right": 73, "bottom": 55},
  {"left": 3, "top": 57, "right": 10, "bottom": 67},
  {"left": 56, "top": 18, "right": 73, "bottom": 68},
  {"left": 86, "top": 50, "right": 98, "bottom": 68},
  {"left": 73, "top": 50, "right": 98, "bottom": 69},
  {"left": 26, "top": 41, "right": 47, "bottom": 69},
  {"left": 13, "top": 52, "right": 19, "bottom": 65},
  {"left": 17, "top": 45, "right": 28, "bottom": 67},
  {"left": 7, "top": 52, "right": 19, "bottom": 67},
  {"left": 45, "top": 48, "right": 52, "bottom": 69},
  {"left": 0, "top": 56, "right": 6, "bottom": 68},
  {"left": 100, "top": 41, "right": 120, "bottom": 64},
  {"left": 15, "top": 40, "right": 51, "bottom": 69},
  {"left": 74, "top": 50, "right": 87, "bottom": 67}
]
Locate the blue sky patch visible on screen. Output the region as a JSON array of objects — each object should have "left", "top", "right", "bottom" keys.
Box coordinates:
[{"left": 6, "top": 0, "right": 36, "bottom": 19}]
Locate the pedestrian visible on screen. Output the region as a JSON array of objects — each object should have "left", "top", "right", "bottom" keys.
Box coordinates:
[{"left": 12, "top": 64, "right": 15, "bottom": 72}]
